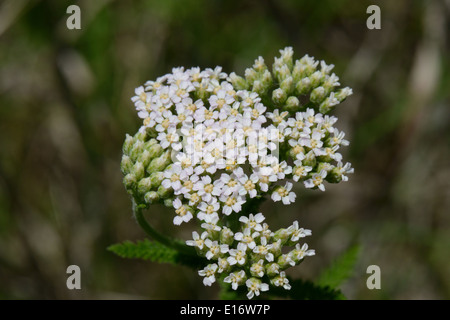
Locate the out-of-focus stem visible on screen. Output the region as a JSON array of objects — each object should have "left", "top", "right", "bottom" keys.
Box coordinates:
[{"left": 132, "top": 201, "right": 196, "bottom": 256}]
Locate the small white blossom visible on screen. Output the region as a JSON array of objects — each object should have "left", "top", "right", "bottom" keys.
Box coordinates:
[
  {"left": 239, "top": 213, "right": 265, "bottom": 232},
  {"left": 227, "top": 242, "right": 248, "bottom": 266},
  {"left": 304, "top": 170, "right": 327, "bottom": 191},
  {"left": 224, "top": 270, "right": 246, "bottom": 290},
  {"left": 272, "top": 182, "right": 296, "bottom": 205},
  {"left": 198, "top": 264, "right": 218, "bottom": 286},
  {"left": 246, "top": 278, "right": 269, "bottom": 299},
  {"left": 186, "top": 231, "right": 208, "bottom": 250}
]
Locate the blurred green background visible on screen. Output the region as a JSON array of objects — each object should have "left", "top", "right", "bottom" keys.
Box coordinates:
[{"left": 0, "top": 0, "right": 449, "bottom": 299}]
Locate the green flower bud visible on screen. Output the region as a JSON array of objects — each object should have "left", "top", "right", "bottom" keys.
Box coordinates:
[
  {"left": 120, "top": 155, "right": 134, "bottom": 174},
  {"left": 135, "top": 131, "right": 148, "bottom": 142},
  {"left": 269, "top": 239, "right": 282, "bottom": 258},
  {"left": 316, "top": 162, "right": 333, "bottom": 174},
  {"left": 310, "top": 86, "right": 326, "bottom": 104},
  {"left": 319, "top": 92, "right": 339, "bottom": 114},
  {"left": 253, "top": 57, "right": 267, "bottom": 73},
  {"left": 277, "top": 254, "right": 292, "bottom": 270},
  {"left": 144, "top": 191, "right": 159, "bottom": 204},
  {"left": 335, "top": 87, "right": 353, "bottom": 102},
  {"left": 273, "top": 228, "right": 290, "bottom": 244},
  {"left": 229, "top": 72, "right": 249, "bottom": 90},
  {"left": 244, "top": 68, "right": 258, "bottom": 85},
  {"left": 137, "top": 177, "right": 152, "bottom": 195},
  {"left": 148, "top": 143, "right": 163, "bottom": 159},
  {"left": 138, "top": 150, "right": 152, "bottom": 168},
  {"left": 280, "top": 76, "right": 293, "bottom": 95},
  {"left": 157, "top": 184, "right": 172, "bottom": 199},
  {"left": 261, "top": 70, "right": 273, "bottom": 88},
  {"left": 150, "top": 171, "right": 164, "bottom": 187},
  {"left": 302, "top": 150, "right": 316, "bottom": 168},
  {"left": 123, "top": 173, "right": 137, "bottom": 190},
  {"left": 284, "top": 96, "right": 300, "bottom": 113},
  {"left": 276, "top": 64, "right": 291, "bottom": 83},
  {"left": 220, "top": 227, "right": 234, "bottom": 246},
  {"left": 133, "top": 161, "right": 145, "bottom": 180},
  {"left": 298, "top": 55, "right": 318, "bottom": 77},
  {"left": 164, "top": 198, "right": 173, "bottom": 207},
  {"left": 143, "top": 138, "right": 158, "bottom": 149},
  {"left": 309, "top": 70, "right": 324, "bottom": 88},
  {"left": 266, "top": 263, "right": 281, "bottom": 277},
  {"left": 295, "top": 77, "right": 312, "bottom": 95},
  {"left": 123, "top": 134, "right": 134, "bottom": 155},
  {"left": 130, "top": 140, "right": 144, "bottom": 161},
  {"left": 326, "top": 167, "right": 343, "bottom": 183},
  {"left": 272, "top": 88, "right": 287, "bottom": 105},
  {"left": 252, "top": 80, "right": 266, "bottom": 96},
  {"left": 148, "top": 151, "right": 172, "bottom": 172}
]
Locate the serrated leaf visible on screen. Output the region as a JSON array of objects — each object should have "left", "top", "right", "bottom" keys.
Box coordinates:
[
  {"left": 316, "top": 245, "right": 360, "bottom": 289},
  {"left": 271, "top": 277, "right": 345, "bottom": 300},
  {"left": 107, "top": 239, "right": 207, "bottom": 269}
]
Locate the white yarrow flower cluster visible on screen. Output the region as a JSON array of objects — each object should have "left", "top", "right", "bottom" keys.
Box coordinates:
[
  {"left": 123, "top": 47, "right": 354, "bottom": 299},
  {"left": 189, "top": 212, "right": 315, "bottom": 299}
]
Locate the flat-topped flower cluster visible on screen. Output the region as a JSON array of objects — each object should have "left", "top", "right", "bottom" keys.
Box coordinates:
[{"left": 121, "top": 47, "right": 353, "bottom": 298}]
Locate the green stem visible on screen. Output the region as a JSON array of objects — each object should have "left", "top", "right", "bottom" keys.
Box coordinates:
[{"left": 132, "top": 201, "right": 196, "bottom": 256}]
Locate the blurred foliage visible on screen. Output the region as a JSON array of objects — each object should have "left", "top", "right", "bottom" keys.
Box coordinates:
[{"left": 0, "top": 0, "right": 449, "bottom": 299}]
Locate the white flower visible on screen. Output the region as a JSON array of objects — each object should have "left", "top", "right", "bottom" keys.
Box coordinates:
[
  {"left": 217, "top": 257, "right": 230, "bottom": 273},
  {"left": 329, "top": 128, "right": 349, "bottom": 146},
  {"left": 253, "top": 237, "right": 274, "bottom": 262},
  {"left": 246, "top": 278, "right": 269, "bottom": 299},
  {"left": 185, "top": 191, "right": 201, "bottom": 206},
  {"left": 288, "top": 243, "right": 315, "bottom": 265},
  {"left": 234, "top": 228, "right": 259, "bottom": 250},
  {"left": 197, "top": 197, "right": 220, "bottom": 222},
  {"left": 238, "top": 90, "right": 260, "bottom": 108},
  {"left": 198, "top": 264, "right": 218, "bottom": 286},
  {"left": 157, "top": 127, "right": 182, "bottom": 150},
  {"left": 200, "top": 215, "right": 222, "bottom": 232},
  {"left": 172, "top": 198, "right": 193, "bottom": 225},
  {"left": 267, "top": 109, "right": 289, "bottom": 127},
  {"left": 321, "top": 115, "right": 338, "bottom": 133},
  {"left": 186, "top": 231, "right": 208, "bottom": 250},
  {"left": 176, "top": 173, "right": 199, "bottom": 196},
  {"left": 304, "top": 169, "right": 327, "bottom": 191},
  {"left": 224, "top": 270, "right": 246, "bottom": 290},
  {"left": 162, "top": 164, "right": 183, "bottom": 192},
  {"left": 194, "top": 175, "right": 220, "bottom": 202},
  {"left": 250, "top": 259, "right": 265, "bottom": 278},
  {"left": 324, "top": 145, "right": 342, "bottom": 162},
  {"left": 303, "top": 108, "right": 323, "bottom": 126},
  {"left": 227, "top": 242, "right": 248, "bottom": 266},
  {"left": 292, "top": 160, "right": 313, "bottom": 182},
  {"left": 271, "top": 182, "right": 296, "bottom": 205},
  {"left": 271, "top": 271, "right": 291, "bottom": 290},
  {"left": 215, "top": 173, "right": 239, "bottom": 196},
  {"left": 260, "top": 223, "right": 274, "bottom": 240},
  {"left": 219, "top": 193, "right": 245, "bottom": 215},
  {"left": 237, "top": 173, "right": 259, "bottom": 198},
  {"left": 239, "top": 213, "right": 265, "bottom": 232},
  {"left": 203, "top": 66, "right": 227, "bottom": 80},
  {"left": 131, "top": 86, "right": 148, "bottom": 108},
  {"left": 288, "top": 221, "right": 312, "bottom": 242},
  {"left": 209, "top": 89, "right": 235, "bottom": 111},
  {"left": 204, "top": 239, "right": 229, "bottom": 260},
  {"left": 268, "top": 160, "right": 292, "bottom": 182},
  {"left": 334, "top": 161, "right": 354, "bottom": 181}
]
